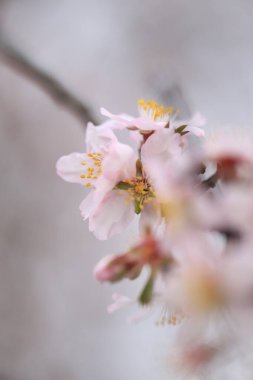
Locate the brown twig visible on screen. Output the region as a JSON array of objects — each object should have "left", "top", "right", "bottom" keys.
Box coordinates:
[{"left": 0, "top": 34, "right": 97, "bottom": 126}]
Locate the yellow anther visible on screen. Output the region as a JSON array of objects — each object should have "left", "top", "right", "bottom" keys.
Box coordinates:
[
  {"left": 85, "top": 183, "right": 91, "bottom": 187},
  {"left": 79, "top": 152, "right": 103, "bottom": 182},
  {"left": 137, "top": 99, "right": 174, "bottom": 120}
]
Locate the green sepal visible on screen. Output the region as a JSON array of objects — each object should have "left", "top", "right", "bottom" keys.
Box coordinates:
[
  {"left": 134, "top": 200, "right": 142, "bottom": 215},
  {"left": 138, "top": 271, "right": 155, "bottom": 305},
  {"left": 115, "top": 181, "right": 132, "bottom": 190},
  {"left": 175, "top": 124, "right": 188, "bottom": 135}
]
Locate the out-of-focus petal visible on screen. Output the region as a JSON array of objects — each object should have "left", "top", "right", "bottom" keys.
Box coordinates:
[
  {"left": 141, "top": 128, "right": 182, "bottom": 175},
  {"left": 139, "top": 201, "right": 162, "bottom": 234},
  {"left": 107, "top": 293, "right": 132, "bottom": 314},
  {"left": 129, "top": 130, "right": 144, "bottom": 144}
]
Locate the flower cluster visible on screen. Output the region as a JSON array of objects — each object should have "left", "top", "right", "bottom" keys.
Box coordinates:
[{"left": 57, "top": 100, "right": 253, "bottom": 377}]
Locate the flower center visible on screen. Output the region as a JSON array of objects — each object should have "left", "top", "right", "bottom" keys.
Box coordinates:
[
  {"left": 138, "top": 99, "right": 174, "bottom": 121},
  {"left": 118, "top": 176, "right": 156, "bottom": 213},
  {"left": 79, "top": 152, "right": 103, "bottom": 187}
]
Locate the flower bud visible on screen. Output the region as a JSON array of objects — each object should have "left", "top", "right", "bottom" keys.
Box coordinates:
[{"left": 94, "top": 253, "right": 141, "bottom": 283}]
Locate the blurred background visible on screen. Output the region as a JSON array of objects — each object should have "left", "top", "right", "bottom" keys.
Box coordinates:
[{"left": 0, "top": 1, "right": 253, "bottom": 379}]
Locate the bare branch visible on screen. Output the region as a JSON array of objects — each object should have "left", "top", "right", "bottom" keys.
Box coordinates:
[{"left": 0, "top": 34, "right": 97, "bottom": 126}]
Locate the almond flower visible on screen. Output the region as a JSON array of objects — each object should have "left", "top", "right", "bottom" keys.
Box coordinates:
[
  {"left": 101, "top": 99, "right": 205, "bottom": 137},
  {"left": 56, "top": 122, "right": 140, "bottom": 239},
  {"left": 56, "top": 122, "right": 165, "bottom": 239},
  {"left": 56, "top": 104, "right": 192, "bottom": 239}
]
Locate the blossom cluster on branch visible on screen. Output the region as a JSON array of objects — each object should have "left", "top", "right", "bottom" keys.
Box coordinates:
[{"left": 57, "top": 99, "right": 253, "bottom": 377}]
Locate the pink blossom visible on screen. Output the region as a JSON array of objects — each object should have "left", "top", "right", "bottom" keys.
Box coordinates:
[
  {"left": 56, "top": 121, "right": 138, "bottom": 239},
  {"left": 101, "top": 99, "right": 205, "bottom": 137}
]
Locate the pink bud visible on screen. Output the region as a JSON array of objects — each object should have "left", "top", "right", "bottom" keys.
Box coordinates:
[{"left": 94, "top": 255, "right": 120, "bottom": 282}]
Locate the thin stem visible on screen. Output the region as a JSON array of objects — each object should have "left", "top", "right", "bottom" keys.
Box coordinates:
[{"left": 0, "top": 34, "right": 97, "bottom": 126}]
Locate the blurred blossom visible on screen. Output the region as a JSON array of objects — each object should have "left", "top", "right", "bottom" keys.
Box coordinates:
[
  {"left": 57, "top": 99, "right": 253, "bottom": 377},
  {"left": 57, "top": 100, "right": 203, "bottom": 239},
  {"left": 3, "top": 2, "right": 253, "bottom": 380}
]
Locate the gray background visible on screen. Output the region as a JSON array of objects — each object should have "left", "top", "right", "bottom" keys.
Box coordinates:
[{"left": 0, "top": 1, "right": 253, "bottom": 379}]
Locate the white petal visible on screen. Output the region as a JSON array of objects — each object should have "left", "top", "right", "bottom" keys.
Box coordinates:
[
  {"left": 185, "top": 126, "right": 205, "bottom": 137},
  {"left": 100, "top": 107, "right": 132, "bottom": 129},
  {"left": 79, "top": 190, "right": 98, "bottom": 220},
  {"left": 56, "top": 152, "right": 87, "bottom": 184},
  {"left": 102, "top": 142, "right": 137, "bottom": 181},
  {"left": 89, "top": 191, "right": 135, "bottom": 240},
  {"left": 93, "top": 142, "right": 137, "bottom": 204},
  {"left": 86, "top": 122, "right": 117, "bottom": 152}
]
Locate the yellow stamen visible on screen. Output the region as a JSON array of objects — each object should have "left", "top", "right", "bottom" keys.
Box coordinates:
[
  {"left": 79, "top": 151, "right": 103, "bottom": 187},
  {"left": 138, "top": 99, "right": 174, "bottom": 121}
]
